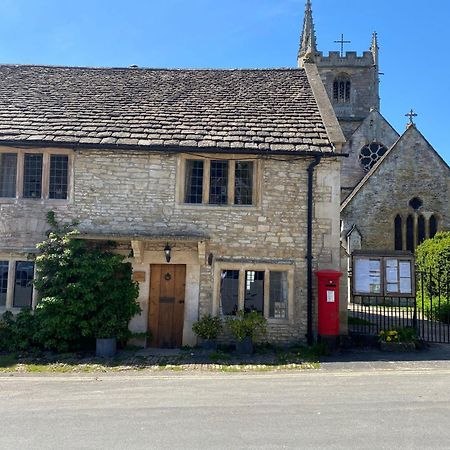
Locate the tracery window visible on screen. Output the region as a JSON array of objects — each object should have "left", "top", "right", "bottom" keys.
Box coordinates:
[
  {"left": 359, "top": 142, "right": 388, "bottom": 172},
  {"left": 333, "top": 75, "right": 351, "bottom": 103}
]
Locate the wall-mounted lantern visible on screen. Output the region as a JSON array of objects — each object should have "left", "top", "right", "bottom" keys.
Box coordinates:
[{"left": 164, "top": 243, "right": 172, "bottom": 263}]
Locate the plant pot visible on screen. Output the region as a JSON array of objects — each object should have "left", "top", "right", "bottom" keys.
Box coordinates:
[
  {"left": 380, "top": 342, "right": 416, "bottom": 352},
  {"left": 201, "top": 339, "right": 218, "bottom": 351},
  {"left": 96, "top": 337, "right": 117, "bottom": 357},
  {"left": 235, "top": 337, "right": 253, "bottom": 354}
]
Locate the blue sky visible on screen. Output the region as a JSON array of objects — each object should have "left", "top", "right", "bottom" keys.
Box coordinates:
[{"left": 0, "top": 0, "right": 448, "bottom": 164}]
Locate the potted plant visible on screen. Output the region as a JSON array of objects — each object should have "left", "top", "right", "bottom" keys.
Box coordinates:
[
  {"left": 226, "top": 310, "right": 267, "bottom": 354},
  {"left": 192, "top": 315, "right": 222, "bottom": 350}
]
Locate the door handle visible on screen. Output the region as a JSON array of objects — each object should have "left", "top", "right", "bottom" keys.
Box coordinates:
[{"left": 179, "top": 300, "right": 185, "bottom": 304}]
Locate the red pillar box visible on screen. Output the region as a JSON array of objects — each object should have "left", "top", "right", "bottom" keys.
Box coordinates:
[{"left": 316, "top": 270, "right": 343, "bottom": 337}]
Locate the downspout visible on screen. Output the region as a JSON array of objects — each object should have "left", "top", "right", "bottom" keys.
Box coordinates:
[{"left": 306, "top": 154, "right": 322, "bottom": 346}]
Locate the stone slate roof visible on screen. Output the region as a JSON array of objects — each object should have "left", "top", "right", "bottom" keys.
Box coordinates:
[{"left": 0, "top": 65, "right": 332, "bottom": 153}]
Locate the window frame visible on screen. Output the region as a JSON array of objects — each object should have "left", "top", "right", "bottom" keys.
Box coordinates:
[
  {"left": 392, "top": 212, "right": 440, "bottom": 252},
  {"left": 177, "top": 154, "right": 260, "bottom": 208},
  {"left": 333, "top": 75, "right": 351, "bottom": 104},
  {"left": 0, "top": 148, "right": 73, "bottom": 202},
  {"left": 213, "top": 262, "right": 294, "bottom": 323},
  {"left": 352, "top": 253, "right": 415, "bottom": 298},
  {"left": 0, "top": 256, "right": 37, "bottom": 312}
]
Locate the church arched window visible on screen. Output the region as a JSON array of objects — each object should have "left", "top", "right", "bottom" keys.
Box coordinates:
[
  {"left": 333, "top": 74, "right": 351, "bottom": 103},
  {"left": 394, "top": 215, "right": 403, "bottom": 251},
  {"left": 359, "top": 142, "right": 388, "bottom": 172},
  {"left": 417, "top": 215, "right": 426, "bottom": 245},
  {"left": 430, "top": 215, "right": 438, "bottom": 238},
  {"left": 406, "top": 215, "right": 414, "bottom": 252},
  {"left": 393, "top": 206, "right": 439, "bottom": 252}
]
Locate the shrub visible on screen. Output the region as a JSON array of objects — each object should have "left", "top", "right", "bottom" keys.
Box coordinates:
[
  {"left": 416, "top": 232, "right": 450, "bottom": 280},
  {"left": 226, "top": 310, "right": 267, "bottom": 341},
  {"left": 192, "top": 315, "right": 222, "bottom": 340},
  {"left": 416, "top": 232, "right": 450, "bottom": 321},
  {"left": 0, "top": 309, "right": 39, "bottom": 352},
  {"left": 30, "top": 212, "right": 141, "bottom": 352}
]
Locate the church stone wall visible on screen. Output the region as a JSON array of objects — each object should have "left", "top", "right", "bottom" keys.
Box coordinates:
[
  {"left": 341, "top": 127, "right": 450, "bottom": 251},
  {"left": 315, "top": 52, "right": 379, "bottom": 141},
  {"left": 341, "top": 111, "right": 399, "bottom": 199}
]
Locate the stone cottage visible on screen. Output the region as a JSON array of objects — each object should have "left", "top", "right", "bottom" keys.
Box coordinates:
[{"left": 0, "top": 65, "right": 345, "bottom": 347}]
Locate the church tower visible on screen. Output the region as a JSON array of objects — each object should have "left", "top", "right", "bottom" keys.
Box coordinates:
[{"left": 298, "top": 1, "right": 380, "bottom": 139}]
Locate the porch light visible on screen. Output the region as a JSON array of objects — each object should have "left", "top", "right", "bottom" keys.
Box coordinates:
[{"left": 164, "top": 243, "right": 171, "bottom": 263}]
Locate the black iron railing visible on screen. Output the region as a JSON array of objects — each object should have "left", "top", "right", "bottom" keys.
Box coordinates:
[{"left": 349, "top": 270, "right": 450, "bottom": 343}]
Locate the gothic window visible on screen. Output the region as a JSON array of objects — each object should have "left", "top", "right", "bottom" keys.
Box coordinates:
[
  {"left": 333, "top": 75, "right": 351, "bottom": 103},
  {"left": 359, "top": 142, "right": 388, "bottom": 172},
  {"left": 394, "top": 208, "right": 439, "bottom": 253},
  {"left": 429, "top": 215, "right": 438, "bottom": 238},
  {"left": 406, "top": 215, "right": 414, "bottom": 252},
  {"left": 394, "top": 215, "right": 403, "bottom": 251},
  {"left": 417, "top": 215, "right": 426, "bottom": 245}
]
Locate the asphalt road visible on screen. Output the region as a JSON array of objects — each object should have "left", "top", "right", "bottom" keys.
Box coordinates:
[{"left": 1, "top": 368, "right": 450, "bottom": 450}]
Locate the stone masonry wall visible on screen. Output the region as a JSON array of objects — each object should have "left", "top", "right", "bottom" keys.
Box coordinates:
[
  {"left": 0, "top": 148, "right": 342, "bottom": 344},
  {"left": 342, "top": 126, "right": 450, "bottom": 251},
  {"left": 340, "top": 111, "right": 399, "bottom": 198}
]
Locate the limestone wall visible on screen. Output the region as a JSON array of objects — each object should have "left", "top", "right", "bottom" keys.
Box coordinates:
[
  {"left": 0, "top": 148, "right": 342, "bottom": 344},
  {"left": 342, "top": 127, "right": 450, "bottom": 251}
]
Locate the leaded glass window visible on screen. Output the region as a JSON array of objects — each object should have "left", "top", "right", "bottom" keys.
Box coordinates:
[
  {"left": 269, "top": 271, "right": 288, "bottom": 319},
  {"left": 0, "top": 261, "right": 8, "bottom": 306},
  {"left": 359, "top": 142, "right": 388, "bottom": 172},
  {"left": 209, "top": 160, "right": 228, "bottom": 205},
  {"left": 23, "top": 153, "right": 43, "bottom": 198},
  {"left": 244, "top": 270, "right": 264, "bottom": 314},
  {"left": 234, "top": 161, "right": 253, "bottom": 205},
  {"left": 184, "top": 160, "right": 204, "bottom": 204},
  {"left": 13, "top": 261, "right": 34, "bottom": 308},
  {"left": 49, "top": 155, "right": 69, "bottom": 199},
  {"left": 220, "top": 270, "right": 239, "bottom": 315},
  {"left": 0, "top": 153, "right": 17, "bottom": 198}
]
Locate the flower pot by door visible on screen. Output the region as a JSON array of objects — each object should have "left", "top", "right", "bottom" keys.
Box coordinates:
[
  {"left": 96, "top": 338, "right": 117, "bottom": 357},
  {"left": 201, "top": 339, "right": 218, "bottom": 351},
  {"left": 235, "top": 337, "right": 253, "bottom": 354}
]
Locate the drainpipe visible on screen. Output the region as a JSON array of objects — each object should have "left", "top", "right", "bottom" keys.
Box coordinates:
[{"left": 306, "top": 154, "right": 322, "bottom": 346}]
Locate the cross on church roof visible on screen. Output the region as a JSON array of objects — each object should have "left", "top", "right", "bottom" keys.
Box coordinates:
[
  {"left": 405, "top": 109, "right": 418, "bottom": 126},
  {"left": 334, "top": 33, "right": 351, "bottom": 57}
]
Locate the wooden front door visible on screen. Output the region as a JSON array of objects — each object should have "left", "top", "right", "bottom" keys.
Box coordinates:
[{"left": 148, "top": 265, "right": 186, "bottom": 348}]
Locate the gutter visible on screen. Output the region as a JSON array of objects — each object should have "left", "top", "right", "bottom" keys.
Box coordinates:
[
  {"left": 306, "top": 154, "right": 322, "bottom": 346},
  {"left": 0, "top": 139, "right": 345, "bottom": 158}
]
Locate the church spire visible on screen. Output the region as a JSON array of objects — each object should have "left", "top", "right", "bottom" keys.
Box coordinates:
[
  {"left": 298, "top": 0, "right": 318, "bottom": 67},
  {"left": 371, "top": 31, "right": 379, "bottom": 67}
]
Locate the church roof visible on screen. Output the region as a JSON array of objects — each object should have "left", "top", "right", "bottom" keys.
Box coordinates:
[{"left": 0, "top": 65, "right": 333, "bottom": 154}]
